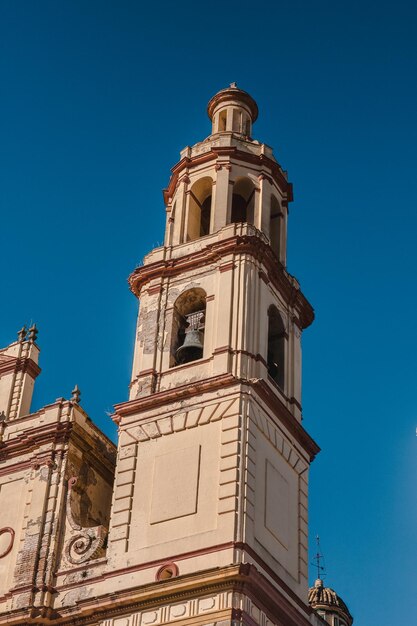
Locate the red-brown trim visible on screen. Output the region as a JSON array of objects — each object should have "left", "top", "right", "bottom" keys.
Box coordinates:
[
  {"left": 114, "top": 374, "right": 319, "bottom": 460},
  {"left": 115, "top": 373, "right": 236, "bottom": 418},
  {"left": 56, "top": 541, "right": 236, "bottom": 591},
  {"left": 0, "top": 527, "right": 15, "bottom": 558},
  {"left": 219, "top": 261, "right": 235, "bottom": 272},
  {"left": 207, "top": 87, "right": 259, "bottom": 122},
  {"left": 249, "top": 379, "right": 320, "bottom": 460},
  {"left": 53, "top": 541, "right": 308, "bottom": 615},
  {"left": 155, "top": 561, "right": 179, "bottom": 581},
  {"left": 0, "top": 355, "right": 17, "bottom": 376},
  {"left": 0, "top": 421, "right": 73, "bottom": 463},
  {"left": 147, "top": 284, "right": 162, "bottom": 296},
  {"left": 49, "top": 560, "right": 313, "bottom": 626},
  {"left": 0, "top": 356, "right": 41, "bottom": 380},
  {"left": 129, "top": 233, "right": 313, "bottom": 330},
  {"left": 212, "top": 346, "right": 268, "bottom": 368},
  {"left": 240, "top": 564, "right": 313, "bottom": 626},
  {"left": 163, "top": 147, "right": 293, "bottom": 205},
  {"left": 3, "top": 562, "right": 314, "bottom": 626},
  {"left": 0, "top": 458, "right": 33, "bottom": 478}
]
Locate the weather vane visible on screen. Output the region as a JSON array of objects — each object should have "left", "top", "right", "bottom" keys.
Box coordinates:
[{"left": 312, "top": 535, "right": 326, "bottom": 581}]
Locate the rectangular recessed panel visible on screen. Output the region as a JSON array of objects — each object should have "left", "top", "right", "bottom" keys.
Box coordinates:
[
  {"left": 150, "top": 445, "right": 201, "bottom": 524},
  {"left": 264, "top": 460, "right": 289, "bottom": 548}
]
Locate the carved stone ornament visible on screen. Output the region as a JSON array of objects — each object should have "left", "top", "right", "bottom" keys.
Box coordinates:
[
  {"left": 0, "top": 527, "right": 15, "bottom": 558},
  {"left": 64, "top": 476, "right": 107, "bottom": 565}
]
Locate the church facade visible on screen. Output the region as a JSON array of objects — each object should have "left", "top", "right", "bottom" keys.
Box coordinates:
[{"left": 0, "top": 85, "right": 352, "bottom": 626}]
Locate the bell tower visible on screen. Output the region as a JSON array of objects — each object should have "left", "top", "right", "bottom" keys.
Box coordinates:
[{"left": 105, "top": 84, "right": 321, "bottom": 626}]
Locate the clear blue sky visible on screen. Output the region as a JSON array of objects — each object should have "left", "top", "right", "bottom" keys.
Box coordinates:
[{"left": 1, "top": 2, "right": 416, "bottom": 623}]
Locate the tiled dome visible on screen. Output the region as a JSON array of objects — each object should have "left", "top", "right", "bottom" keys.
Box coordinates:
[{"left": 308, "top": 579, "right": 353, "bottom": 624}]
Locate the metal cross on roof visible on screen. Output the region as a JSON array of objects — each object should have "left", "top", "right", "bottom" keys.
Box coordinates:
[{"left": 312, "top": 535, "right": 326, "bottom": 581}]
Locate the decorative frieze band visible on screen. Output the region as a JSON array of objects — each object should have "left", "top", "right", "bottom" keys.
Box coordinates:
[
  {"left": 99, "top": 590, "right": 233, "bottom": 626},
  {"left": 124, "top": 398, "right": 239, "bottom": 444},
  {"left": 97, "top": 590, "right": 285, "bottom": 626},
  {"left": 249, "top": 404, "right": 308, "bottom": 475}
]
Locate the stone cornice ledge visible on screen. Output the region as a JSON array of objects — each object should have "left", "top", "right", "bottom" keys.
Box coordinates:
[
  {"left": 0, "top": 355, "right": 41, "bottom": 379},
  {"left": 6, "top": 564, "right": 313, "bottom": 626},
  {"left": 129, "top": 233, "right": 314, "bottom": 330},
  {"left": 163, "top": 146, "right": 293, "bottom": 204},
  {"left": 113, "top": 374, "right": 319, "bottom": 461},
  {"left": 113, "top": 373, "right": 236, "bottom": 422}
]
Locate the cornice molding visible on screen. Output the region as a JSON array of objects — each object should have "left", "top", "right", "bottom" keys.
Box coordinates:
[
  {"left": 114, "top": 373, "right": 236, "bottom": 420},
  {"left": 114, "top": 374, "right": 318, "bottom": 460},
  {"left": 18, "top": 562, "right": 312, "bottom": 626},
  {"left": 0, "top": 421, "right": 73, "bottom": 464},
  {"left": 249, "top": 379, "right": 320, "bottom": 461},
  {"left": 0, "top": 356, "right": 41, "bottom": 379},
  {"left": 129, "top": 233, "right": 314, "bottom": 330},
  {"left": 163, "top": 146, "right": 293, "bottom": 205},
  {"left": 123, "top": 396, "right": 238, "bottom": 443}
]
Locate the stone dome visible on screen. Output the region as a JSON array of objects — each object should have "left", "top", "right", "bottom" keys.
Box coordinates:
[
  {"left": 207, "top": 82, "right": 258, "bottom": 122},
  {"left": 308, "top": 579, "right": 353, "bottom": 625}
]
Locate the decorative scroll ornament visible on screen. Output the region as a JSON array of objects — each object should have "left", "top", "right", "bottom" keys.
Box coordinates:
[{"left": 65, "top": 476, "right": 107, "bottom": 565}]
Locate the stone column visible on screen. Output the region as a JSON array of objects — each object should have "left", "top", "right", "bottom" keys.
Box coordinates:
[
  {"left": 258, "top": 174, "right": 273, "bottom": 239},
  {"left": 212, "top": 164, "right": 231, "bottom": 232}
]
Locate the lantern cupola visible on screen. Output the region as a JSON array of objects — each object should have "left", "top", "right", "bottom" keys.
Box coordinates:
[
  {"left": 161, "top": 84, "right": 293, "bottom": 267},
  {"left": 207, "top": 82, "right": 258, "bottom": 137}
]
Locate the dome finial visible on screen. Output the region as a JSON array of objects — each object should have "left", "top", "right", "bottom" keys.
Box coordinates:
[
  {"left": 309, "top": 536, "right": 353, "bottom": 625},
  {"left": 230, "top": 81, "right": 237, "bottom": 88}
]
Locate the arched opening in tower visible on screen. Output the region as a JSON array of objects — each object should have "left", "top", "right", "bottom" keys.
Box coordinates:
[
  {"left": 187, "top": 177, "right": 213, "bottom": 241},
  {"left": 267, "top": 305, "right": 285, "bottom": 390},
  {"left": 171, "top": 288, "right": 207, "bottom": 367},
  {"left": 231, "top": 177, "right": 255, "bottom": 224},
  {"left": 270, "top": 195, "right": 281, "bottom": 259},
  {"left": 218, "top": 109, "right": 227, "bottom": 131}
]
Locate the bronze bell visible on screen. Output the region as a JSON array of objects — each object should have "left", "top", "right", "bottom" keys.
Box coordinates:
[{"left": 176, "top": 310, "right": 205, "bottom": 365}]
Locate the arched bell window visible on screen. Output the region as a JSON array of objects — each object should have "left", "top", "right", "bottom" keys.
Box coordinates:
[
  {"left": 270, "top": 195, "right": 281, "bottom": 259},
  {"left": 243, "top": 114, "right": 251, "bottom": 137},
  {"left": 187, "top": 177, "right": 213, "bottom": 241},
  {"left": 217, "top": 109, "right": 227, "bottom": 132},
  {"left": 232, "top": 108, "right": 241, "bottom": 132},
  {"left": 231, "top": 177, "right": 255, "bottom": 224},
  {"left": 171, "top": 288, "right": 206, "bottom": 367},
  {"left": 267, "top": 306, "right": 285, "bottom": 390}
]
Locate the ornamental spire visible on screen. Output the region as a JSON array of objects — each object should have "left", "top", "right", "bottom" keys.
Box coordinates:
[{"left": 312, "top": 535, "right": 326, "bottom": 583}]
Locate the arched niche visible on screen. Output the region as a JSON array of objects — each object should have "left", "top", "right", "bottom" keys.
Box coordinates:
[
  {"left": 270, "top": 195, "right": 281, "bottom": 258},
  {"left": 170, "top": 288, "right": 207, "bottom": 367},
  {"left": 216, "top": 109, "right": 227, "bottom": 132},
  {"left": 231, "top": 177, "right": 256, "bottom": 224},
  {"left": 267, "top": 305, "right": 286, "bottom": 390},
  {"left": 187, "top": 177, "right": 213, "bottom": 241}
]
